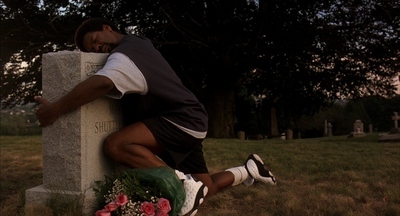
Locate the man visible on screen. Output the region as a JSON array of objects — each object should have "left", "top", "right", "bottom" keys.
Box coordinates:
[{"left": 35, "top": 18, "right": 276, "bottom": 216}]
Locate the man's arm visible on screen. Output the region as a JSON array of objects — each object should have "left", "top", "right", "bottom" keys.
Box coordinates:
[{"left": 35, "top": 75, "right": 114, "bottom": 127}]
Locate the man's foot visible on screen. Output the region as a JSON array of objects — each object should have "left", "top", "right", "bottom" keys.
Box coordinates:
[
  {"left": 242, "top": 154, "right": 264, "bottom": 186},
  {"left": 177, "top": 172, "right": 208, "bottom": 216},
  {"left": 244, "top": 154, "right": 276, "bottom": 185}
]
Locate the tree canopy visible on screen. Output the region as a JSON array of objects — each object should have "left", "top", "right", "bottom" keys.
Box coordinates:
[{"left": 1, "top": 0, "right": 399, "bottom": 137}]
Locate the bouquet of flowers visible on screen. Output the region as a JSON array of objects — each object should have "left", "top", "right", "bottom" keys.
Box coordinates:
[{"left": 94, "top": 167, "right": 185, "bottom": 216}]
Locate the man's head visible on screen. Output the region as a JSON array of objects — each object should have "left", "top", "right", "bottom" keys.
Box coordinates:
[{"left": 74, "top": 18, "right": 124, "bottom": 53}]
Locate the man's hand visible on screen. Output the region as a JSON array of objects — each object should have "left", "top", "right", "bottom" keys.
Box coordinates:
[
  {"left": 35, "top": 96, "right": 60, "bottom": 127},
  {"left": 34, "top": 75, "right": 114, "bottom": 127}
]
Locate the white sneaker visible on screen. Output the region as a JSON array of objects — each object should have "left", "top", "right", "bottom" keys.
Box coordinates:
[
  {"left": 242, "top": 154, "right": 264, "bottom": 186},
  {"left": 245, "top": 154, "right": 276, "bottom": 185},
  {"left": 176, "top": 171, "right": 208, "bottom": 216},
  {"left": 242, "top": 175, "right": 255, "bottom": 186}
]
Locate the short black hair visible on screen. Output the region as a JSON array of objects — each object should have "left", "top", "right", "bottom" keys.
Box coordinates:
[{"left": 74, "top": 18, "right": 120, "bottom": 52}]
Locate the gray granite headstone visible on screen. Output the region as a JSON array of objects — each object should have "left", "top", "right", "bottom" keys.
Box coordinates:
[{"left": 25, "top": 51, "right": 123, "bottom": 214}]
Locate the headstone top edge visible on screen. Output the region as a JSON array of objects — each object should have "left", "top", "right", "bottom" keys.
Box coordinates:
[{"left": 43, "top": 51, "right": 109, "bottom": 57}]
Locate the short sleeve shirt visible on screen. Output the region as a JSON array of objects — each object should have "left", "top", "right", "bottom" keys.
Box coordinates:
[{"left": 95, "top": 52, "right": 148, "bottom": 99}]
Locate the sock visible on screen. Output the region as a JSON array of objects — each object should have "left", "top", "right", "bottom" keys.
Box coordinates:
[{"left": 225, "top": 166, "right": 251, "bottom": 186}]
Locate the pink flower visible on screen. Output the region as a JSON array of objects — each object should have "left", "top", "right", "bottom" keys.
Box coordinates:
[
  {"left": 95, "top": 209, "right": 111, "bottom": 216},
  {"left": 157, "top": 198, "right": 171, "bottom": 213},
  {"left": 156, "top": 211, "right": 169, "bottom": 216},
  {"left": 141, "top": 201, "right": 156, "bottom": 216},
  {"left": 116, "top": 194, "right": 128, "bottom": 206},
  {"left": 105, "top": 201, "right": 119, "bottom": 212}
]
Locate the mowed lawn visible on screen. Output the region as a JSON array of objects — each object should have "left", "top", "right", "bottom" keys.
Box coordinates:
[{"left": 1, "top": 134, "right": 399, "bottom": 216}]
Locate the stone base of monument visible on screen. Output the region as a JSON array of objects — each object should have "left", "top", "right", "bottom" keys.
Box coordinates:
[
  {"left": 25, "top": 51, "right": 122, "bottom": 215},
  {"left": 378, "top": 128, "right": 400, "bottom": 142},
  {"left": 347, "top": 132, "right": 365, "bottom": 138},
  {"left": 25, "top": 185, "right": 96, "bottom": 215}
]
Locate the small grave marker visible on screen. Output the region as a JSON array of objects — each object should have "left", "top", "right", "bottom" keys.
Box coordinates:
[{"left": 347, "top": 120, "right": 365, "bottom": 138}]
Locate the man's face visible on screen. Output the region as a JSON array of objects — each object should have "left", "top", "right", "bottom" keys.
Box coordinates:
[{"left": 82, "top": 25, "right": 119, "bottom": 53}]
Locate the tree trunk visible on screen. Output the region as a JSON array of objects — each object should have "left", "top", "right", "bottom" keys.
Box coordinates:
[
  {"left": 270, "top": 107, "right": 280, "bottom": 137},
  {"left": 205, "top": 88, "right": 235, "bottom": 138}
]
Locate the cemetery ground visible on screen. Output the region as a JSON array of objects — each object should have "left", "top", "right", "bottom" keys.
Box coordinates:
[{"left": 0, "top": 134, "right": 399, "bottom": 216}]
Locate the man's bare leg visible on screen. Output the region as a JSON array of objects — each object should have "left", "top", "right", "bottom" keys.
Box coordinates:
[
  {"left": 101, "top": 122, "right": 209, "bottom": 216},
  {"left": 102, "top": 122, "right": 166, "bottom": 168},
  {"left": 192, "top": 172, "right": 234, "bottom": 196}
]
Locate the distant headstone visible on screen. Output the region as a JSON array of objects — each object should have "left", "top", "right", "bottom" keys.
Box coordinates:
[
  {"left": 392, "top": 112, "right": 399, "bottom": 129},
  {"left": 327, "top": 122, "right": 333, "bottom": 137},
  {"left": 25, "top": 51, "right": 123, "bottom": 214},
  {"left": 354, "top": 120, "right": 364, "bottom": 133},
  {"left": 379, "top": 112, "right": 400, "bottom": 142},
  {"left": 369, "top": 124, "right": 373, "bottom": 133},
  {"left": 347, "top": 120, "right": 365, "bottom": 138},
  {"left": 324, "top": 120, "right": 328, "bottom": 136},
  {"left": 238, "top": 131, "right": 245, "bottom": 140},
  {"left": 286, "top": 129, "right": 293, "bottom": 140}
]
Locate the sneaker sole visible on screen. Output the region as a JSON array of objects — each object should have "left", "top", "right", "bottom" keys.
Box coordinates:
[
  {"left": 245, "top": 154, "right": 276, "bottom": 185},
  {"left": 181, "top": 184, "right": 208, "bottom": 216},
  {"left": 243, "top": 154, "right": 265, "bottom": 186}
]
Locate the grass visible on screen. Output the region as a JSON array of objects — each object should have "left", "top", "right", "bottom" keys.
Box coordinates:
[
  {"left": 0, "top": 136, "right": 43, "bottom": 216},
  {"left": 1, "top": 134, "right": 399, "bottom": 215},
  {"left": 199, "top": 135, "right": 400, "bottom": 216}
]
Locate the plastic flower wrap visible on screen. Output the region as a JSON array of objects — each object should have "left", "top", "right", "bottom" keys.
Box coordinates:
[{"left": 94, "top": 167, "right": 185, "bottom": 216}]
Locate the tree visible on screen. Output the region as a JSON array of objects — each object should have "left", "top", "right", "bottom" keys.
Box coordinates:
[
  {"left": 249, "top": 0, "right": 400, "bottom": 131},
  {"left": 254, "top": 0, "right": 399, "bottom": 136},
  {"left": 1, "top": 0, "right": 85, "bottom": 107},
  {"left": 1, "top": 0, "right": 399, "bottom": 138}
]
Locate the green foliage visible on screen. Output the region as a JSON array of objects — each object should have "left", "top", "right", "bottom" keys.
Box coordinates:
[
  {"left": 253, "top": 95, "right": 400, "bottom": 138},
  {"left": 0, "top": 113, "right": 42, "bottom": 136},
  {"left": 1, "top": 0, "right": 85, "bottom": 108},
  {"left": 0, "top": 105, "right": 41, "bottom": 136},
  {"left": 363, "top": 95, "right": 400, "bottom": 131},
  {"left": 94, "top": 171, "right": 155, "bottom": 207}
]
